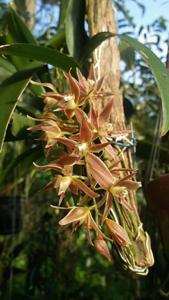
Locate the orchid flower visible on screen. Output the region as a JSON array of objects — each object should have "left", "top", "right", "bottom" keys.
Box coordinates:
[{"left": 86, "top": 153, "right": 140, "bottom": 210}]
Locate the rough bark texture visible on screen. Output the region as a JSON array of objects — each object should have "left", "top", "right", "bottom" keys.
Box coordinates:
[
  {"left": 87, "top": 0, "right": 124, "bottom": 130},
  {"left": 87, "top": 0, "right": 154, "bottom": 274},
  {"left": 14, "top": 0, "right": 35, "bottom": 30}
]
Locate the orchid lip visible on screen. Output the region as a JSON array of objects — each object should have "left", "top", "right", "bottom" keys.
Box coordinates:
[{"left": 78, "top": 142, "right": 88, "bottom": 153}]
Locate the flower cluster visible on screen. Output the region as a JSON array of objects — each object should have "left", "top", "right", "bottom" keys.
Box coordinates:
[{"left": 30, "top": 67, "right": 141, "bottom": 261}]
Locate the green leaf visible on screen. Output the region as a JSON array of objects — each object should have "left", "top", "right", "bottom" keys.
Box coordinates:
[
  {"left": 0, "top": 78, "right": 29, "bottom": 152},
  {"left": 45, "top": 28, "right": 65, "bottom": 47},
  {"left": 0, "top": 2, "right": 8, "bottom": 36},
  {"left": 1, "top": 65, "right": 43, "bottom": 85},
  {"left": 12, "top": 112, "right": 35, "bottom": 138},
  {"left": 81, "top": 31, "right": 169, "bottom": 136},
  {"left": 119, "top": 42, "right": 135, "bottom": 70},
  {"left": 120, "top": 34, "right": 169, "bottom": 136},
  {"left": 58, "top": 0, "right": 70, "bottom": 30},
  {"left": 16, "top": 101, "right": 41, "bottom": 117},
  {"left": 0, "top": 145, "right": 43, "bottom": 184},
  {"left": 5, "top": 6, "right": 38, "bottom": 70},
  {"left": 81, "top": 32, "right": 113, "bottom": 63},
  {"left": 0, "top": 56, "right": 16, "bottom": 73},
  {"left": 65, "top": 0, "right": 86, "bottom": 60},
  {"left": 6, "top": 6, "right": 37, "bottom": 44},
  {"left": 0, "top": 43, "right": 79, "bottom": 72}
]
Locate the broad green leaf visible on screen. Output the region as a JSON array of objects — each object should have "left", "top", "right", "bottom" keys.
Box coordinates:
[
  {"left": 0, "top": 43, "right": 79, "bottom": 72},
  {"left": 58, "top": 0, "right": 70, "bottom": 30},
  {"left": 1, "top": 65, "right": 43, "bottom": 85},
  {"left": 5, "top": 6, "right": 38, "bottom": 70},
  {"left": 65, "top": 0, "right": 86, "bottom": 60},
  {"left": 120, "top": 35, "right": 169, "bottom": 136},
  {"left": 0, "top": 66, "right": 45, "bottom": 150},
  {"left": 0, "top": 57, "right": 16, "bottom": 73},
  {"left": 0, "top": 78, "right": 29, "bottom": 152},
  {"left": 12, "top": 112, "right": 35, "bottom": 138}
]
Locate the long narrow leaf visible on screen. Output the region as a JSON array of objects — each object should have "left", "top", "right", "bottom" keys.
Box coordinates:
[
  {"left": 0, "top": 43, "right": 79, "bottom": 72},
  {"left": 0, "top": 78, "right": 30, "bottom": 152},
  {"left": 65, "top": 0, "right": 86, "bottom": 60},
  {"left": 120, "top": 34, "right": 169, "bottom": 136},
  {"left": 81, "top": 31, "right": 169, "bottom": 136}
]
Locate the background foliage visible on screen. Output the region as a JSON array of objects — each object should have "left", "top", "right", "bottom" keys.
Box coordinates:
[{"left": 0, "top": 0, "right": 169, "bottom": 299}]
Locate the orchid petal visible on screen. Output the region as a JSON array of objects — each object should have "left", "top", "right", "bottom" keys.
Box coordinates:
[
  {"left": 87, "top": 153, "right": 113, "bottom": 189},
  {"left": 85, "top": 216, "right": 93, "bottom": 245},
  {"left": 116, "top": 195, "right": 133, "bottom": 211},
  {"left": 56, "top": 155, "right": 80, "bottom": 166},
  {"left": 115, "top": 172, "right": 136, "bottom": 185},
  {"left": 59, "top": 207, "right": 89, "bottom": 225},
  {"left": 101, "top": 192, "right": 112, "bottom": 225},
  {"left": 99, "top": 99, "right": 114, "bottom": 126},
  {"left": 80, "top": 117, "right": 93, "bottom": 143},
  {"left": 95, "top": 76, "right": 105, "bottom": 92},
  {"left": 90, "top": 105, "right": 99, "bottom": 130},
  {"left": 88, "top": 64, "right": 95, "bottom": 81},
  {"left": 73, "top": 178, "right": 98, "bottom": 198},
  {"left": 76, "top": 69, "right": 87, "bottom": 86},
  {"left": 90, "top": 142, "right": 109, "bottom": 153},
  {"left": 69, "top": 182, "right": 79, "bottom": 195},
  {"left": 75, "top": 108, "right": 89, "bottom": 124},
  {"left": 58, "top": 176, "right": 72, "bottom": 197},
  {"left": 30, "top": 80, "right": 57, "bottom": 92},
  {"left": 89, "top": 213, "right": 105, "bottom": 239},
  {"left": 117, "top": 180, "right": 141, "bottom": 190},
  {"left": 64, "top": 71, "right": 80, "bottom": 102},
  {"left": 33, "top": 162, "right": 62, "bottom": 171},
  {"left": 56, "top": 137, "right": 77, "bottom": 152}
]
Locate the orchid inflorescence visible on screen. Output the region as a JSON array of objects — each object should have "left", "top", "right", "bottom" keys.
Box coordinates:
[{"left": 30, "top": 66, "right": 141, "bottom": 261}]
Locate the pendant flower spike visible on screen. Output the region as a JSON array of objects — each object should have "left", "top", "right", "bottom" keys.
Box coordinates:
[{"left": 30, "top": 67, "right": 143, "bottom": 263}]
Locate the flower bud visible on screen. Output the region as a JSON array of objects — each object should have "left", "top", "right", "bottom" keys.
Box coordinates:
[{"left": 94, "top": 238, "right": 112, "bottom": 261}]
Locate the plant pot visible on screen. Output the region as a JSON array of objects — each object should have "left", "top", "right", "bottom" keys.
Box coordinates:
[{"left": 0, "top": 196, "right": 22, "bottom": 235}]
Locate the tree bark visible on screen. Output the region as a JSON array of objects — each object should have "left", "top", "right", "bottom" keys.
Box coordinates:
[
  {"left": 87, "top": 0, "right": 154, "bottom": 274},
  {"left": 14, "top": 0, "right": 35, "bottom": 30}
]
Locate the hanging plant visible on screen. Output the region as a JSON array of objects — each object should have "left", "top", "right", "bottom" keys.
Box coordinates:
[{"left": 29, "top": 67, "right": 150, "bottom": 268}]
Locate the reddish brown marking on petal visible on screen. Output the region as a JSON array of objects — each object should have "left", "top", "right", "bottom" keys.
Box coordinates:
[
  {"left": 59, "top": 207, "right": 89, "bottom": 226},
  {"left": 56, "top": 137, "right": 77, "bottom": 152},
  {"left": 56, "top": 155, "right": 80, "bottom": 167},
  {"left": 73, "top": 178, "right": 98, "bottom": 198},
  {"left": 94, "top": 238, "right": 112, "bottom": 261},
  {"left": 90, "top": 106, "right": 99, "bottom": 130},
  {"left": 64, "top": 71, "right": 80, "bottom": 102},
  {"left": 80, "top": 117, "right": 93, "bottom": 143},
  {"left": 30, "top": 80, "right": 57, "bottom": 92},
  {"left": 101, "top": 192, "right": 112, "bottom": 225},
  {"left": 106, "top": 218, "right": 130, "bottom": 247},
  {"left": 117, "top": 180, "right": 141, "bottom": 190},
  {"left": 99, "top": 99, "right": 114, "bottom": 127},
  {"left": 87, "top": 153, "right": 113, "bottom": 188},
  {"left": 90, "top": 142, "right": 109, "bottom": 153}
]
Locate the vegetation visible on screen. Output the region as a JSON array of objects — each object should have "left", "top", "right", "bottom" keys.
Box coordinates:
[{"left": 0, "top": 0, "right": 169, "bottom": 299}]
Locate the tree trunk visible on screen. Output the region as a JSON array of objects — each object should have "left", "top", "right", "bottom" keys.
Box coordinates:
[
  {"left": 14, "top": 0, "right": 35, "bottom": 30},
  {"left": 87, "top": 0, "right": 154, "bottom": 274}
]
